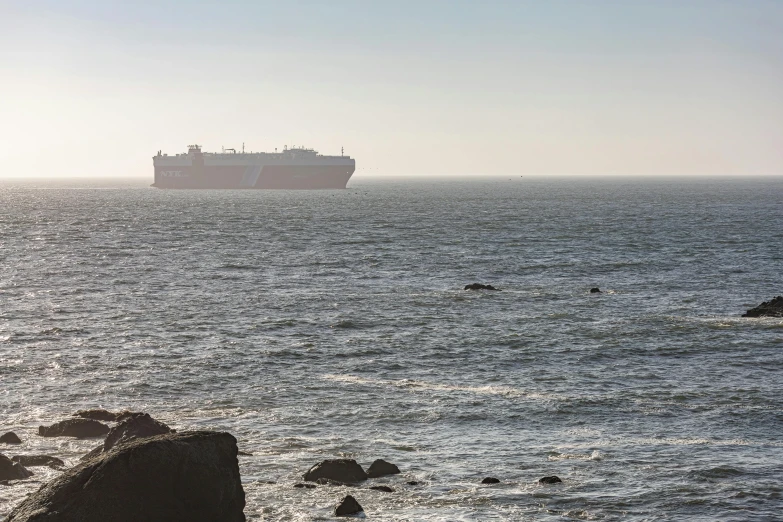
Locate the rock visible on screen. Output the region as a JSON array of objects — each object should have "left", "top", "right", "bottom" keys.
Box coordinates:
[
  {"left": 0, "top": 453, "right": 33, "bottom": 481},
  {"left": 6, "top": 431, "right": 245, "bottom": 522},
  {"left": 303, "top": 459, "right": 368, "bottom": 484},
  {"left": 80, "top": 445, "right": 104, "bottom": 462},
  {"left": 38, "top": 418, "right": 110, "bottom": 439},
  {"left": 293, "top": 483, "right": 316, "bottom": 489},
  {"left": 238, "top": 450, "right": 253, "bottom": 456},
  {"left": 367, "top": 458, "right": 400, "bottom": 478},
  {"left": 334, "top": 495, "right": 364, "bottom": 517},
  {"left": 0, "top": 432, "right": 22, "bottom": 444},
  {"left": 73, "top": 409, "right": 133, "bottom": 422},
  {"left": 481, "top": 477, "right": 500, "bottom": 484},
  {"left": 539, "top": 475, "right": 562, "bottom": 484},
  {"left": 369, "top": 485, "right": 394, "bottom": 492},
  {"left": 742, "top": 296, "right": 783, "bottom": 318},
  {"left": 406, "top": 480, "right": 420, "bottom": 486},
  {"left": 11, "top": 455, "right": 65, "bottom": 469},
  {"left": 464, "top": 283, "right": 500, "bottom": 291},
  {"left": 590, "top": 287, "right": 601, "bottom": 293},
  {"left": 103, "top": 413, "right": 174, "bottom": 452}
]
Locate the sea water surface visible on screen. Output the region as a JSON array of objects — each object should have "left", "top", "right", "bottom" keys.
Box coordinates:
[{"left": 1, "top": 177, "right": 782, "bottom": 521}]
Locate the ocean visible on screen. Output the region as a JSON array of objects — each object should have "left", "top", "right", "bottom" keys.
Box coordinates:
[{"left": 1, "top": 177, "right": 781, "bottom": 521}]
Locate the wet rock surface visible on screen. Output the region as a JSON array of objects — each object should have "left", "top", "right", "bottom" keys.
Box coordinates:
[
  {"left": 11, "top": 455, "right": 65, "bottom": 469},
  {"left": 369, "top": 485, "right": 394, "bottom": 492},
  {"left": 38, "top": 418, "right": 110, "bottom": 439},
  {"left": 481, "top": 477, "right": 500, "bottom": 484},
  {"left": 539, "top": 475, "right": 562, "bottom": 484},
  {"left": 6, "top": 431, "right": 245, "bottom": 522},
  {"left": 0, "top": 432, "right": 22, "bottom": 444},
  {"left": 334, "top": 495, "right": 364, "bottom": 517},
  {"left": 303, "top": 459, "right": 368, "bottom": 484},
  {"left": 73, "top": 409, "right": 133, "bottom": 422},
  {"left": 0, "top": 454, "right": 33, "bottom": 481},
  {"left": 742, "top": 296, "right": 783, "bottom": 317},
  {"left": 367, "top": 458, "right": 400, "bottom": 478}
]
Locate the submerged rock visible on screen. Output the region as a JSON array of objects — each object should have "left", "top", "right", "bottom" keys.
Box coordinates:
[
  {"left": 369, "top": 485, "right": 394, "bottom": 492},
  {"left": 481, "top": 477, "right": 500, "bottom": 484},
  {"left": 0, "top": 453, "right": 33, "bottom": 481},
  {"left": 304, "top": 459, "right": 368, "bottom": 484},
  {"left": 38, "top": 418, "right": 110, "bottom": 439},
  {"left": 6, "top": 431, "right": 245, "bottom": 522},
  {"left": 742, "top": 296, "right": 783, "bottom": 318},
  {"left": 0, "top": 432, "right": 22, "bottom": 444},
  {"left": 11, "top": 455, "right": 65, "bottom": 469},
  {"left": 367, "top": 459, "right": 400, "bottom": 478},
  {"left": 539, "top": 475, "right": 562, "bottom": 484},
  {"left": 464, "top": 283, "right": 500, "bottom": 291},
  {"left": 73, "top": 409, "right": 133, "bottom": 422},
  {"left": 335, "top": 495, "right": 364, "bottom": 517},
  {"left": 406, "top": 480, "right": 421, "bottom": 486},
  {"left": 293, "top": 483, "right": 317, "bottom": 489},
  {"left": 104, "top": 413, "right": 174, "bottom": 452}
]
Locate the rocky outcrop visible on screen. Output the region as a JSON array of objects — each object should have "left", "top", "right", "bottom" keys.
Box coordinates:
[
  {"left": 103, "top": 413, "right": 174, "bottom": 452},
  {"left": 6, "top": 431, "right": 245, "bottom": 522},
  {"left": 367, "top": 459, "right": 400, "bottom": 478},
  {"left": 481, "top": 477, "right": 500, "bottom": 484},
  {"left": 334, "top": 495, "right": 364, "bottom": 517},
  {"left": 742, "top": 296, "right": 783, "bottom": 318},
  {"left": 303, "top": 459, "right": 368, "bottom": 484},
  {"left": 11, "top": 455, "right": 65, "bottom": 469},
  {"left": 1, "top": 432, "right": 22, "bottom": 444},
  {"left": 0, "top": 453, "right": 33, "bottom": 481},
  {"left": 464, "top": 283, "right": 500, "bottom": 291},
  {"left": 73, "top": 409, "right": 133, "bottom": 422},
  {"left": 539, "top": 475, "right": 562, "bottom": 484},
  {"left": 38, "top": 419, "right": 110, "bottom": 439}
]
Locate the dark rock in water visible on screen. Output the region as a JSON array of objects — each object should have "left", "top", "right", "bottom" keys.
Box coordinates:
[
  {"left": 539, "top": 475, "right": 562, "bottom": 484},
  {"left": 303, "top": 459, "right": 368, "bottom": 484},
  {"left": 103, "top": 413, "right": 174, "bottom": 452},
  {"left": 590, "top": 287, "right": 602, "bottom": 293},
  {"left": 367, "top": 458, "right": 400, "bottom": 478},
  {"left": 464, "top": 283, "right": 500, "bottom": 291},
  {"left": 0, "top": 453, "right": 33, "bottom": 481},
  {"left": 742, "top": 296, "right": 783, "bottom": 318},
  {"left": 11, "top": 455, "right": 65, "bottom": 469},
  {"left": 369, "top": 485, "right": 394, "bottom": 492},
  {"left": 1, "top": 479, "right": 9, "bottom": 486},
  {"left": 406, "top": 480, "right": 420, "bottom": 486},
  {"left": 0, "top": 432, "right": 22, "bottom": 444},
  {"left": 38, "top": 418, "right": 110, "bottom": 439},
  {"left": 335, "top": 495, "right": 364, "bottom": 517},
  {"left": 293, "top": 483, "right": 316, "bottom": 489},
  {"left": 6, "top": 431, "right": 245, "bottom": 522},
  {"left": 481, "top": 477, "right": 500, "bottom": 484},
  {"left": 73, "top": 409, "right": 134, "bottom": 422},
  {"left": 238, "top": 450, "right": 253, "bottom": 456}
]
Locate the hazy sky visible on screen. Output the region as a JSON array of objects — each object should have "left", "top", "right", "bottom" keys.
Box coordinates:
[{"left": 2, "top": 0, "right": 782, "bottom": 178}]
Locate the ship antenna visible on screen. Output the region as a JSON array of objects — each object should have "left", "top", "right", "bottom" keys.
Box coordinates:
[
  {"left": 341, "top": 147, "right": 344, "bottom": 157},
  {"left": 242, "top": 142, "right": 245, "bottom": 153}
]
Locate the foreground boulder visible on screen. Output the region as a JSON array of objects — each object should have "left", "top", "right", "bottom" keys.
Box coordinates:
[
  {"left": 303, "top": 459, "right": 368, "bottom": 484},
  {"left": 1, "top": 432, "right": 22, "bottom": 444},
  {"left": 0, "top": 453, "right": 33, "bottom": 481},
  {"left": 742, "top": 296, "right": 783, "bottom": 318},
  {"left": 103, "top": 413, "right": 174, "bottom": 452},
  {"left": 464, "top": 283, "right": 500, "bottom": 291},
  {"left": 367, "top": 459, "right": 400, "bottom": 478},
  {"left": 38, "top": 418, "right": 110, "bottom": 439},
  {"left": 73, "top": 409, "right": 133, "bottom": 422},
  {"left": 7, "top": 431, "right": 245, "bottom": 522},
  {"left": 335, "top": 495, "right": 364, "bottom": 517},
  {"left": 11, "top": 455, "right": 65, "bottom": 469}
]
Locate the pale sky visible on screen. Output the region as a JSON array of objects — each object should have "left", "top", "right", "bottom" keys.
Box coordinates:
[{"left": 1, "top": 0, "right": 782, "bottom": 178}]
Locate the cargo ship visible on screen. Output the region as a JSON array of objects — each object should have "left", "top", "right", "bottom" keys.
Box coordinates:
[{"left": 152, "top": 144, "right": 355, "bottom": 189}]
